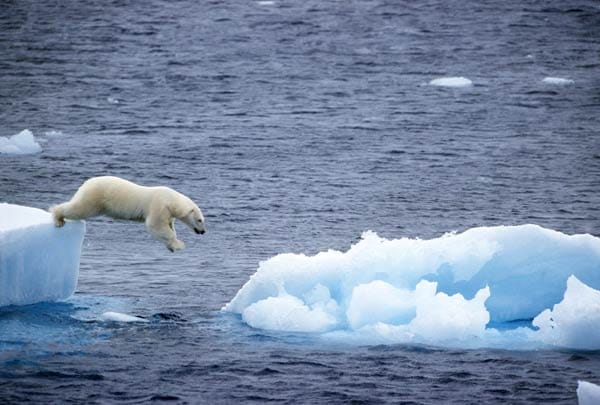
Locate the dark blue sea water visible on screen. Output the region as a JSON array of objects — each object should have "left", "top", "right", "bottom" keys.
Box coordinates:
[{"left": 2, "top": 0, "right": 600, "bottom": 403}]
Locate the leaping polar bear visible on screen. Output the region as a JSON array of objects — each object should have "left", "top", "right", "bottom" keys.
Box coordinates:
[{"left": 50, "top": 176, "right": 205, "bottom": 252}]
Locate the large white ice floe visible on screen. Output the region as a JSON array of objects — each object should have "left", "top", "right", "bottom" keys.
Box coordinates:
[
  {"left": 578, "top": 381, "right": 600, "bottom": 405},
  {"left": 224, "top": 225, "right": 600, "bottom": 348},
  {"left": 0, "top": 203, "right": 85, "bottom": 307},
  {"left": 0, "top": 129, "right": 42, "bottom": 155}
]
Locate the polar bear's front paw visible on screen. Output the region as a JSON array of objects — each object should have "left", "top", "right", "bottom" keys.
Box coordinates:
[{"left": 167, "top": 239, "right": 185, "bottom": 252}]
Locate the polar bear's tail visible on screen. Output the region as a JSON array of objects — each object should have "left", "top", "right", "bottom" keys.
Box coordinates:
[{"left": 49, "top": 204, "right": 66, "bottom": 228}]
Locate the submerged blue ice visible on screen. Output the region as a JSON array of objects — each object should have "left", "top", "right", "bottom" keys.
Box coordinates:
[
  {"left": 0, "top": 203, "right": 85, "bottom": 307},
  {"left": 224, "top": 225, "right": 600, "bottom": 349}
]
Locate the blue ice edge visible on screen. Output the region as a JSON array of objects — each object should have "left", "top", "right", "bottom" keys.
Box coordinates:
[{"left": 223, "top": 225, "right": 600, "bottom": 350}]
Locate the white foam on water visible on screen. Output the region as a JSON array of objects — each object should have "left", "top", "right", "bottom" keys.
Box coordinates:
[
  {"left": 0, "top": 129, "right": 42, "bottom": 155},
  {"left": 429, "top": 77, "right": 473, "bottom": 88}
]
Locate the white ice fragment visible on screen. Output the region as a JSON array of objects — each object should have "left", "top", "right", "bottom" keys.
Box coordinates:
[
  {"left": 327, "top": 281, "right": 491, "bottom": 346},
  {"left": 542, "top": 77, "right": 574, "bottom": 85},
  {"left": 0, "top": 203, "right": 85, "bottom": 307},
  {"left": 257, "top": 0, "right": 275, "bottom": 5},
  {"left": 408, "top": 281, "right": 490, "bottom": 341},
  {"left": 429, "top": 77, "right": 473, "bottom": 88},
  {"left": 242, "top": 294, "right": 338, "bottom": 332},
  {"left": 0, "top": 129, "right": 42, "bottom": 155},
  {"left": 533, "top": 275, "right": 600, "bottom": 350},
  {"left": 346, "top": 280, "right": 415, "bottom": 329},
  {"left": 44, "top": 130, "right": 63, "bottom": 137},
  {"left": 578, "top": 381, "right": 600, "bottom": 405},
  {"left": 100, "top": 311, "right": 148, "bottom": 323}
]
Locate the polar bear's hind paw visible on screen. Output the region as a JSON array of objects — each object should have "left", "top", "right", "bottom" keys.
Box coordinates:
[{"left": 49, "top": 205, "right": 66, "bottom": 228}]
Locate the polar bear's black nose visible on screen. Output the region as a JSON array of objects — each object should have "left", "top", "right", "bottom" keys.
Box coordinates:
[{"left": 195, "top": 228, "right": 205, "bottom": 235}]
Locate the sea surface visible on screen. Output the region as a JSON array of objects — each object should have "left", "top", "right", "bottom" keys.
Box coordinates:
[{"left": 1, "top": 0, "right": 600, "bottom": 403}]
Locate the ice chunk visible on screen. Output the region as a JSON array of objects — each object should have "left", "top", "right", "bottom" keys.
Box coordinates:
[
  {"left": 242, "top": 294, "right": 338, "bottom": 332},
  {"left": 0, "top": 129, "right": 42, "bottom": 155},
  {"left": 224, "top": 225, "right": 600, "bottom": 348},
  {"left": 429, "top": 77, "right": 473, "bottom": 88},
  {"left": 533, "top": 276, "right": 600, "bottom": 350},
  {"left": 578, "top": 381, "right": 600, "bottom": 405},
  {"left": 542, "top": 77, "right": 574, "bottom": 85},
  {"left": 346, "top": 280, "right": 415, "bottom": 329},
  {"left": 334, "top": 281, "right": 491, "bottom": 345},
  {"left": 0, "top": 203, "right": 85, "bottom": 307},
  {"left": 409, "top": 281, "right": 490, "bottom": 341},
  {"left": 100, "top": 311, "right": 148, "bottom": 323}
]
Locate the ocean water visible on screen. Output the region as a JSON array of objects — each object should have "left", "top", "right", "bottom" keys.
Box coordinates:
[{"left": 1, "top": 0, "right": 600, "bottom": 403}]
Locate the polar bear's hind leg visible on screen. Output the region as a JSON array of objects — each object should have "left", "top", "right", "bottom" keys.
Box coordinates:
[
  {"left": 50, "top": 199, "right": 100, "bottom": 227},
  {"left": 50, "top": 204, "right": 66, "bottom": 227}
]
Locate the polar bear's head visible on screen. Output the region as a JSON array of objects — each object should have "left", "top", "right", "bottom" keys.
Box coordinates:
[
  {"left": 182, "top": 205, "right": 205, "bottom": 235},
  {"left": 173, "top": 194, "right": 206, "bottom": 235}
]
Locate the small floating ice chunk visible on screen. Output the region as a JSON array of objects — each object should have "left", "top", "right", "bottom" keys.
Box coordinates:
[
  {"left": 429, "top": 77, "right": 473, "bottom": 88},
  {"left": 0, "top": 203, "right": 85, "bottom": 307},
  {"left": 533, "top": 275, "right": 600, "bottom": 350},
  {"left": 44, "top": 130, "right": 63, "bottom": 137},
  {"left": 100, "top": 311, "right": 149, "bottom": 323},
  {"left": 257, "top": 0, "right": 275, "bottom": 5},
  {"left": 542, "top": 77, "right": 574, "bottom": 85},
  {"left": 578, "top": 381, "right": 600, "bottom": 405},
  {"left": 0, "top": 129, "right": 42, "bottom": 155}
]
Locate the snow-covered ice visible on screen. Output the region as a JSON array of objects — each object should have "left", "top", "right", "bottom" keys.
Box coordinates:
[
  {"left": 542, "top": 77, "right": 574, "bottom": 85},
  {"left": 429, "top": 77, "right": 473, "bottom": 88},
  {"left": 578, "top": 381, "right": 600, "bottom": 405},
  {"left": 0, "top": 129, "right": 42, "bottom": 155},
  {"left": 0, "top": 203, "right": 85, "bottom": 307},
  {"left": 224, "top": 225, "right": 600, "bottom": 348}
]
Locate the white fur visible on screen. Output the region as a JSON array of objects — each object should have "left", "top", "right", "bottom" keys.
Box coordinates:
[{"left": 50, "top": 176, "right": 205, "bottom": 252}]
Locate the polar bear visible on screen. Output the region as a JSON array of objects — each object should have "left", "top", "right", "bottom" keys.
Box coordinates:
[{"left": 50, "top": 176, "right": 205, "bottom": 252}]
